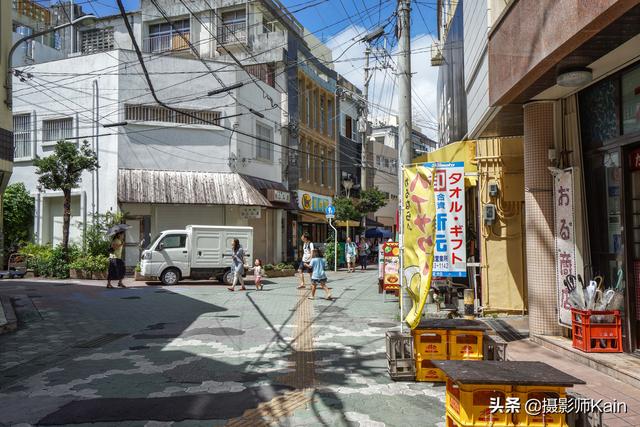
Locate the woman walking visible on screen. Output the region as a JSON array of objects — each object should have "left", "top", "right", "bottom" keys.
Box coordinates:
[
  {"left": 358, "top": 238, "right": 369, "bottom": 270},
  {"left": 107, "top": 231, "right": 126, "bottom": 289},
  {"left": 297, "top": 232, "right": 314, "bottom": 289},
  {"left": 227, "top": 238, "right": 246, "bottom": 291}
]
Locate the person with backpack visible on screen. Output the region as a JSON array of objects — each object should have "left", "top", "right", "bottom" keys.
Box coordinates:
[{"left": 297, "top": 232, "right": 314, "bottom": 289}]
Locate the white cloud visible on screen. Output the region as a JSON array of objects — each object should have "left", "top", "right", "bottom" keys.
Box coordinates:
[{"left": 326, "top": 26, "right": 439, "bottom": 140}]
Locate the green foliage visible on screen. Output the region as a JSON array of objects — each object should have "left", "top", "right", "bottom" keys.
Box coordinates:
[
  {"left": 135, "top": 262, "right": 141, "bottom": 273},
  {"left": 80, "top": 212, "right": 128, "bottom": 256},
  {"left": 357, "top": 187, "right": 388, "bottom": 214},
  {"left": 324, "top": 233, "right": 344, "bottom": 267},
  {"left": 25, "top": 244, "right": 80, "bottom": 279},
  {"left": 69, "top": 256, "right": 92, "bottom": 272},
  {"left": 3, "top": 183, "right": 35, "bottom": 252},
  {"left": 274, "top": 262, "right": 295, "bottom": 271},
  {"left": 33, "top": 140, "right": 99, "bottom": 193},
  {"left": 333, "top": 197, "right": 362, "bottom": 222},
  {"left": 264, "top": 264, "right": 274, "bottom": 271},
  {"left": 87, "top": 255, "right": 109, "bottom": 273},
  {"left": 34, "top": 140, "right": 98, "bottom": 253}
]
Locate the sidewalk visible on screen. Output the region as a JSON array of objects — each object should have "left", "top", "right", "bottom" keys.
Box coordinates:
[{"left": 498, "top": 318, "right": 640, "bottom": 427}]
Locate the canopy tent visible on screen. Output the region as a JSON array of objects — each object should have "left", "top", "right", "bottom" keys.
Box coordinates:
[{"left": 365, "top": 227, "right": 393, "bottom": 239}]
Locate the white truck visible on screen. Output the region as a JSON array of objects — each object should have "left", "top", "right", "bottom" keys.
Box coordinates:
[{"left": 140, "top": 225, "right": 253, "bottom": 286}]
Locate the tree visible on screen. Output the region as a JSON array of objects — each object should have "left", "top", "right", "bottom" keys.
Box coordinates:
[
  {"left": 34, "top": 140, "right": 98, "bottom": 256},
  {"left": 3, "top": 182, "right": 35, "bottom": 252},
  {"left": 356, "top": 187, "right": 388, "bottom": 215},
  {"left": 333, "top": 196, "right": 362, "bottom": 222}
]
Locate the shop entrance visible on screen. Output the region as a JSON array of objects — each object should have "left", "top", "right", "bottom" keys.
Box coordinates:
[{"left": 625, "top": 146, "right": 640, "bottom": 353}]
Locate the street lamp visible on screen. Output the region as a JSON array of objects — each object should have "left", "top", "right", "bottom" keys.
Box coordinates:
[
  {"left": 342, "top": 176, "right": 354, "bottom": 239},
  {"left": 5, "top": 14, "right": 97, "bottom": 109}
]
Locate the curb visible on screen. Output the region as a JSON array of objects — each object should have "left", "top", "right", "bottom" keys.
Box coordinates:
[{"left": 0, "top": 295, "right": 18, "bottom": 335}]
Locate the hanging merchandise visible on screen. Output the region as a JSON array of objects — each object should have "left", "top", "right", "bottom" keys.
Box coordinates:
[{"left": 402, "top": 165, "right": 436, "bottom": 329}]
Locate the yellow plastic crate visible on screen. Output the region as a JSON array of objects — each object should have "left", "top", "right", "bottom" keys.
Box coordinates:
[
  {"left": 445, "top": 379, "right": 514, "bottom": 427},
  {"left": 449, "top": 330, "right": 484, "bottom": 360},
  {"left": 416, "top": 358, "right": 447, "bottom": 382},
  {"left": 513, "top": 387, "right": 568, "bottom": 427},
  {"left": 413, "top": 329, "right": 448, "bottom": 359}
]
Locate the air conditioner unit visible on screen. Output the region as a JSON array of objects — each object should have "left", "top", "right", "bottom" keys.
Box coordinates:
[{"left": 431, "top": 42, "right": 444, "bottom": 66}]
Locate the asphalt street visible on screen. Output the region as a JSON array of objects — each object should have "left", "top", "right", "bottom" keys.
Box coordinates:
[{"left": 0, "top": 270, "right": 445, "bottom": 426}]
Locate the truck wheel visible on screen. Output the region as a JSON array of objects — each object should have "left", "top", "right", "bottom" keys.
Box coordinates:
[
  {"left": 222, "top": 270, "right": 234, "bottom": 286},
  {"left": 161, "top": 268, "right": 180, "bottom": 286}
]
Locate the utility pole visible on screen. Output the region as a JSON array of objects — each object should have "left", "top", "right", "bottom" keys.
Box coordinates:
[
  {"left": 397, "top": 0, "right": 412, "bottom": 332},
  {"left": 360, "top": 45, "right": 371, "bottom": 192}
]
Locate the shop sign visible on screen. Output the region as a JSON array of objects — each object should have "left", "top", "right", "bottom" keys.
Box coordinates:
[
  {"left": 403, "top": 164, "right": 436, "bottom": 329},
  {"left": 382, "top": 242, "right": 400, "bottom": 291},
  {"left": 296, "top": 190, "right": 332, "bottom": 213},
  {"left": 553, "top": 168, "right": 577, "bottom": 327},
  {"left": 427, "top": 162, "right": 467, "bottom": 278},
  {"left": 266, "top": 189, "right": 291, "bottom": 204},
  {"left": 240, "top": 206, "right": 261, "bottom": 219}
]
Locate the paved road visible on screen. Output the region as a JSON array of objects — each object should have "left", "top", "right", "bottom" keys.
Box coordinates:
[{"left": 0, "top": 270, "right": 445, "bottom": 426}]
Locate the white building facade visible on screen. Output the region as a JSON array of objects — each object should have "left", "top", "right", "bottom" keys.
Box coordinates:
[{"left": 9, "top": 0, "right": 324, "bottom": 267}]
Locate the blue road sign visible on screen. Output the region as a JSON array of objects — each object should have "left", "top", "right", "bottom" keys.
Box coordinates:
[{"left": 325, "top": 205, "right": 336, "bottom": 217}]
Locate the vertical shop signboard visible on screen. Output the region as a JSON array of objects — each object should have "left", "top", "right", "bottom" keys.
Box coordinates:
[
  {"left": 382, "top": 242, "right": 400, "bottom": 291},
  {"left": 553, "top": 168, "right": 577, "bottom": 327},
  {"left": 403, "top": 165, "right": 436, "bottom": 329},
  {"left": 426, "top": 162, "right": 467, "bottom": 277}
]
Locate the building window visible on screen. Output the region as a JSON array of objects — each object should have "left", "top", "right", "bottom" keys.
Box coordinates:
[
  {"left": 246, "top": 63, "right": 276, "bottom": 88},
  {"left": 13, "top": 114, "right": 31, "bottom": 158},
  {"left": 306, "top": 142, "right": 311, "bottom": 182},
  {"left": 42, "top": 117, "right": 73, "bottom": 142},
  {"left": 219, "top": 9, "right": 247, "bottom": 44},
  {"left": 376, "top": 155, "right": 381, "bottom": 167},
  {"left": 125, "top": 104, "right": 220, "bottom": 126},
  {"left": 320, "top": 95, "right": 325, "bottom": 134},
  {"left": 306, "top": 90, "right": 311, "bottom": 126},
  {"left": 345, "top": 115, "right": 353, "bottom": 140},
  {"left": 384, "top": 157, "right": 390, "bottom": 168},
  {"left": 256, "top": 122, "right": 274, "bottom": 161},
  {"left": 314, "top": 144, "right": 319, "bottom": 183},
  {"left": 327, "top": 150, "right": 334, "bottom": 188},
  {"left": 328, "top": 99, "right": 334, "bottom": 138},
  {"left": 81, "top": 27, "right": 114, "bottom": 54},
  {"left": 622, "top": 66, "right": 640, "bottom": 136},
  {"left": 145, "top": 18, "right": 190, "bottom": 53},
  {"left": 320, "top": 147, "right": 325, "bottom": 185}
]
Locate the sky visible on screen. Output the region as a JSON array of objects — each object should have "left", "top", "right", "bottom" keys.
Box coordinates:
[{"left": 43, "top": 0, "right": 440, "bottom": 138}]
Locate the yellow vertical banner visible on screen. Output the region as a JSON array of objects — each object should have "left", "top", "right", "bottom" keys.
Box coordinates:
[{"left": 403, "top": 165, "right": 436, "bottom": 329}]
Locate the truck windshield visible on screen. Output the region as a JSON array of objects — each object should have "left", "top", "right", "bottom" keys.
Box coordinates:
[{"left": 146, "top": 234, "right": 162, "bottom": 250}]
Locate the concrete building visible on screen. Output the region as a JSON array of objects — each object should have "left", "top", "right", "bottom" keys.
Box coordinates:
[
  {"left": 485, "top": 0, "right": 640, "bottom": 352},
  {"left": 1, "top": 0, "right": 16, "bottom": 260},
  {"left": 10, "top": 0, "right": 338, "bottom": 268},
  {"left": 10, "top": 0, "right": 65, "bottom": 67}
]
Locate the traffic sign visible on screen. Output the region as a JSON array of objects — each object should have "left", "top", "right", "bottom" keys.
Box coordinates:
[{"left": 325, "top": 205, "right": 335, "bottom": 219}]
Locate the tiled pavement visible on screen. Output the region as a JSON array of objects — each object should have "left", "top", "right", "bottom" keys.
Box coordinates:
[{"left": 0, "top": 271, "right": 445, "bottom": 426}]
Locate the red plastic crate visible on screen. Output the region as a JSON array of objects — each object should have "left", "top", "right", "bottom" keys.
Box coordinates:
[{"left": 571, "top": 308, "right": 622, "bottom": 353}]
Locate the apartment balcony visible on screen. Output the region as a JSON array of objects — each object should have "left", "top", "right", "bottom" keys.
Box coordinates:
[
  {"left": 143, "top": 32, "right": 191, "bottom": 54},
  {"left": 217, "top": 22, "right": 247, "bottom": 45}
]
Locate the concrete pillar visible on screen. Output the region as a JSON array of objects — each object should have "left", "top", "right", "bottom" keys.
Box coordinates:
[{"left": 523, "top": 101, "right": 562, "bottom": 336}]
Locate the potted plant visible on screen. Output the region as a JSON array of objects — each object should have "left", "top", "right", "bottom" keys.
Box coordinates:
[
  {"left": 89, "top": 255, "right": 109, "bottom": 280},
  {"left": 69, "top": 257, "right": 89, "bottom": 279},
  {"left": 134, "top": 262, "right": 145, "bottom": 281}
]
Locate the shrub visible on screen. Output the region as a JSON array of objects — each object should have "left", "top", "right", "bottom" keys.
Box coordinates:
[
  {"left": 88, "top": 255, "right": 109, "bottom": 273},
  {"left": 264, "top": 264, "right": 274, "bottom": 271},
  {"left": 135, "top": 262, "right": 141, "bottom": 272},
  {"left": 23, "top": 243, "right": 79, "bottom": 278},
  {"left": 69, "top": 256, "right": 92, "bottom": 273}
]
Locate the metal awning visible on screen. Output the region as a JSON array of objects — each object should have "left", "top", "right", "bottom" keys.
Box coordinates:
[{"left": 118, "top": 169, "right": 272, "bottom": 206}]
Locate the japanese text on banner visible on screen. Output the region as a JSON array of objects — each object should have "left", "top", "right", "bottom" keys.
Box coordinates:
[
  {"left": 403, "top": 165, "right": 436, "bottom": 329},
  {"left": 553, "top": 169, "right": 577, "bottom": 327},
  {"left": 426, "top": 162, "right": 467, "bottom": 277}
]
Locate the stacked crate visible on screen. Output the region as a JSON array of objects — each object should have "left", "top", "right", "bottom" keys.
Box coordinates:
[{"left": 386, "top": 330, "right": 415, "bottom": 380}]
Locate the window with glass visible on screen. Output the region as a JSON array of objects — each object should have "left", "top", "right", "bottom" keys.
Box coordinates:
[
  {"left": 159, "top": 234, "right": 187, "bottom": 249},
  {"left": 219, "top": 9, "right": 247, "bottom": 43},
  {"left": 314, "top": 144, "right": 320, "bottom": 183},
  {"left": 320, "top": 95, "right": 325, "bottom": 134},
  {"left": 13, "top": 114, "right": 31, "bottom": 159},
  {"left": 306, "top": 142, "right": 311, "bottom": 182},
  {"left": 42, "top": 117, "right": 73, "bottom": 142},
  {"left": 320, "top": 147, "right": 325, "bottom": 185},
  {"left": 327, "top": 151, "right": 334, "bottom": 188},
  {"left": 345, "top": 115, "right": 353, "bottom": 139},
  {"left": 146, "top": 19, "right": 190, "bottom": 52},
  {"left": 622, "top": 66, "right": 640, "bottom": 136},
  {"left": 256, "top": 122, "right": 274, "bottom": 161},
  {"left": 306, "top": 91, "right": 311, "bottom": 126},
  {"left": 328, "top": 100, "right": 334, "bottom": 138}
]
